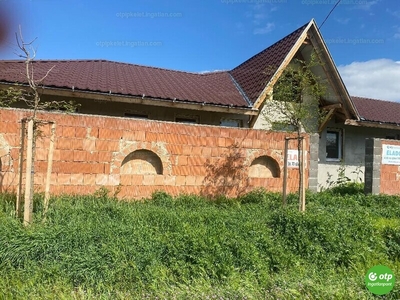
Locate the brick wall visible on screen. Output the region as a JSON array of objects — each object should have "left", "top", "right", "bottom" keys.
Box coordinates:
[
  {"left": 365, "top": 138, "right": 400, "bottom": 195},
  {"left": 0, "top": 108, "right": 309, "bottom": 199}
]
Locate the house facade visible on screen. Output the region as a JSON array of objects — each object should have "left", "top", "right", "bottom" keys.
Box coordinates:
[{"left": 1, "top": 19, "right": 399, "bottom": 192}]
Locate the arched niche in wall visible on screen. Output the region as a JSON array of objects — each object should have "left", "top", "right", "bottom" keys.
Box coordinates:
[
  {"left": 120, "top": 149, "right": 163, "bottom": 175},
  {"left": 249, "top": 155, "right": 280, "bottom": 178}
]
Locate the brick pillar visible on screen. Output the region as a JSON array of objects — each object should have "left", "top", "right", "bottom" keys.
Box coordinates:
[
  {"left": 364, "top": 138, "right": 381, "bottom": 194},
  {"left": 308, "top": 133, "right": 319, "bottom": 192}
]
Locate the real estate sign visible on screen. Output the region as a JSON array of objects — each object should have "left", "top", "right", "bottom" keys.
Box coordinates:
[
  {"left": 287, "top": 150, "right": 307, "bottom": 168},
  {"left": 382, "top": 145, "right": 400, "bottom": 165}
]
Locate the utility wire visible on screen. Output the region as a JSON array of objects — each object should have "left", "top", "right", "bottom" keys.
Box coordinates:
[{"left": 319, "top": 0, "right": 342, "bottom": 29}]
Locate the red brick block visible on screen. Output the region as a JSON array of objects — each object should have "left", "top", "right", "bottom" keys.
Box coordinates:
[
  {"left": 220, "top": 128, "right": 230, "bottom": 138},
  {"left": 57, "top": 174, "right": 71, "bottom": 184},
  {"left": 35, "top": 147, "right": 48, "bottom": 161},
  {"left": 99, "top": 128, "right": 123, "bottom": 140},
  {"left": 52, "top": 149, "right": 61, "bottom": 161},
  {"left": 62, "top": 185, "right": 79, "bottom": 195},
  {"left": 73, "top": 150, "right": 87, "bottom": 162},
  {"left": 145, "top": 132, "right": 158, "bottom": 142},
  {"left": 143, "top": 175, "right": 155, "bottom": 186},
  {"left": 71, "top": 173, "right": 84, "bottom": 185},
  {"left": 109, "top": 174, "right": 120, "bottom": 186},
  {"left": 178, "top": 156, "right": 188, "bottom": 166},
  {"left": 154, "top": 175, "right": 164, "bottom": 185},
  {"left": 62, "top": 126, "right": 75, "bottom": 137},
  {"left": 96, "top": 140, "right": 119, "bottom": 151},
  {"left": 83, "top": 139, "right": 96, "bottom": 152},
  {"left": 242, "top": 138, "right": 253, "bottom": 148},
  {"left": 164, "top": 175, "right": 176, "bottom": 186},
  {"left": 98, "top": 151, "right": 112, "bottom": 162},
  {"left": 50, "top": 185, "right": 64, "bottom": 195},
  {"left": 185, "top": 176, "right": 196, "bottom": 186},
  {"left": 87, "top": 127, "right": 99, "bottom": 139},
  {"left": 60, "top": 150, "right": 74, "bottom": 161},
  {"left": 75, "top": 127, "right": 87, "bottom": 138},
  {"left": 187, "top": 156, "right": 207, "bottom": 166},
  {"left": 201, "top": 147, "right": 212, "bottom": 157},
  {"left": 182, "top": 146, "right": 193, "bottom": 155},
  {"left": 168, "top": 144, "right": 183, "bottom": 155},
  {"left": 195, "top": 176, "right": 205, "bottom": 185},
  {"left": 191, "top": 147, "right": 202, "bottom": 156},
  {"left": 4, "top": 134, "right": 18, "bottom": 147},
  {"left": 176, "top": 175, "right": 186, "bottom": 186},
  {"left": 211, "top": 148, "right": 220, "bottom": 157},
  {"left": 83, "top": 174, "right": 96, "bottom": 186},
  {"left": 72, "top": 139, "right": 84, "bottom": 151},
  {"left": 57, "top": 138, "right": 73, "bottom": 150},
  {"left": 95, "top": 174, "right": 108, "bottom": 185},
  {"left": 86, "top": 151, "right": 99, "bottom": 162},
  {"left": 120, "top": 174, "right": 132, "bottom": 185},
  {"left": 89, "top": 163, "right": 106, "bottom": 174},
  {"left": 4, "top": 122, "right": 19, "bottom": 134},
  {"left": 104, "top": 164, "right": 111, "bottom": 174}
]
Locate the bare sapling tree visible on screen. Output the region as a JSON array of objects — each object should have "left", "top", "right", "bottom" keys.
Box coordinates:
[
  {"left": 0, "top": 26, "right": 78, "bottom": 225},
  {"left": 263, "top": 53, "right": 326, "bottom": 211}
]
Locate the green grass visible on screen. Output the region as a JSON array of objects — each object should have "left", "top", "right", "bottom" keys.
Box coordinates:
[{"left": 0, "top": 187, "right": 399, "bottom": 299}]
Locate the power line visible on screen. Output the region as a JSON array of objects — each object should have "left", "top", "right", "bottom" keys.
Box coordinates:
[{"left": 319, "top": 0, "right": 342, "bottom": 29}]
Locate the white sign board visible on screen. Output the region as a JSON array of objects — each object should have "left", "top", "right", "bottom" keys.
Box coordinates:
[
  {"left": 287, "top": 150, "right": 307, "bottom": 168},
  {"left": 382, "top": 145, "right": 400, "bottom": 165}
]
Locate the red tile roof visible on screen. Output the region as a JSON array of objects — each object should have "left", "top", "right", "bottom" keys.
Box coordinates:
[
  {"left": 0, "top": 22, "right": 311, "bottom": 110},
  {"left": 352, "top": 96, "right": 400, "bottom": 125},
  {"left": 229, "top": 22, "right": 308, "bottom": 104},
  {"left": 0, "top": 60, "right": 249, "bottom": 107}
]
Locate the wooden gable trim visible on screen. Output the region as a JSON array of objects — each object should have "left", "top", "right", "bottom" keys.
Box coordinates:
[
  {"left": 307, "top": 24, "right": 358, "bottom": 120},
  {"left": 249, "top": 21, "right": 314, "bottom": 127},
  {"left": 251, "top": 21, "right": 313, "bottom": 111}
]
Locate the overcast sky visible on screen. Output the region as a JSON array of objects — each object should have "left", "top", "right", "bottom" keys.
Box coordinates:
[{"left": 0, "top": 0, "right": 399, "bottom": 102}]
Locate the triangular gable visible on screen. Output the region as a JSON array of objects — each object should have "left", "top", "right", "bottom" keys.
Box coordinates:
[
  {"left": 230, "top": 19, "right": 358, "bottom": 127},
  {"left": 229, "top": 22, "right": 308, "bottom": 107}
]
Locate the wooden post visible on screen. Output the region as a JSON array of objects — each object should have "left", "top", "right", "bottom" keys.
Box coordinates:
[
  {"left": 299, "top": 137, "right": 306, "bottom": 212},
  {"left": 282, "top": 137, "right": 289, "bottom": 206},
  {"left": 23, "top": 119, "right": 34, "bottom": 226},
  {"left": 16, "top": 120, "right": 26, "bottom": 219},
  {"left": 44, "top": 122, "right": 56, "bottom": 214}
]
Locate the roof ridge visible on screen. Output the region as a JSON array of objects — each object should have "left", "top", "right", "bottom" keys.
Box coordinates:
[{"left": 351, "top": 95, "right": 400, "bottom": 104}]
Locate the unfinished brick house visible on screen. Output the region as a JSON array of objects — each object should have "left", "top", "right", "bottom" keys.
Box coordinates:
[{"left": 0, "top": 19, "right": 399, "bottom": 197}]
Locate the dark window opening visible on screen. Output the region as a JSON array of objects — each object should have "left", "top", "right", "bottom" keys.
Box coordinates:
[
  {"left": 326, "top": 130, "right": 341, "bottom": 160},
  {"left": 176, "top": 117, "right": 198, "bottom": 124},
  {"left": 124, "top": 113, "right": 149, "bottom": 119}
]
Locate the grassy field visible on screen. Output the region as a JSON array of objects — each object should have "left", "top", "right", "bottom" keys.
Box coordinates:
[{"left": 1, "top": 185, "right": 400, "bottom": 299}]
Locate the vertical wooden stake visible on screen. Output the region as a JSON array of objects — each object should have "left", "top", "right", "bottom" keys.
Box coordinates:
[
  {"left": 282, "top": 137, "right": 289, "bottom": 206},
  {"left": 44, "top": 122, "right": 56, "bottom": 215},
  {"left": 299, "top": 138, "right": 306, "bottom": 212},
  {"left": 23, "top": 119, "right": 34, "bottom": 226},
  {"left": 16, "top": 120, "right": 26, "bottom": 219}
]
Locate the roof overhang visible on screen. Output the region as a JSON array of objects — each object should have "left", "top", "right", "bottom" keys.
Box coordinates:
[
  {"left": 0, "top": 82, "right": 259, "bottom": 116},
  {"left": 345, "top": 119, "right": 400, "bottom": 131}
]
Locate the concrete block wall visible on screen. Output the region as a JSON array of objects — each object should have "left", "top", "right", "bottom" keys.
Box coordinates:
[
  {"left": 365, "top": 138, "right": 400, "bottom": 195},
  {"left": 0, "top": 108, "right": 310, "bottom": 199}
]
